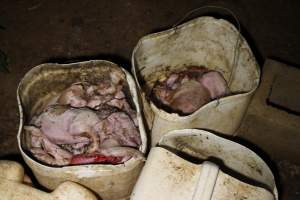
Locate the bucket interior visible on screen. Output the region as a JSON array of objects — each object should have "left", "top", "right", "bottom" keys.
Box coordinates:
[
  {"left": 133, "top": 17, "right": 260, "bottom": 96},
  {"left": 17, "top": 61, "right": 140, "bottom": 161}
]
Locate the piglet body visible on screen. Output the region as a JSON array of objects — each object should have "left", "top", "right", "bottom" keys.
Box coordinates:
[
  {"left": 33, "top": 105, "right": 100, "bottom": 146},
  {"left": 152, "top": 66, "right": 229, "bottom": 115}
]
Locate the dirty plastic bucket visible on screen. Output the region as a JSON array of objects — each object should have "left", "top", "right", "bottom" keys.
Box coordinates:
[
  {"left": 131, "top": 129, "right": 278, "bottom": 200},
  {"left": 17, "top": 60, "right": 147, "bottom": 200},
  {"left": 0, "top": 160, "right": 97, "bottom": 200},
  {"left": 132, "top": 16, "right": 260, "bottom": 146}
]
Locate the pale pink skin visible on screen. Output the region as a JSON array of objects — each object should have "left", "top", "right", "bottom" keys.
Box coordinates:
[
  {"left": 56, "top": 78, "right": 137, "bottom": 126},
  {"left": 33, "top": 106, "right": 98, "bottom": 146},
  {"left": 26, "top": 125, "right": 142, "bottom": 166},
  {"left": 170, "top": 80, "right": 211, "bottom": 114},
  {"left": 27, "top": 105, "right": 141, "bottom": 166},
  {"left": 57, "top": 84, "right": 87, "bottom": 107},
  {"left": 24, "top": 126, "right": 72, "bottom": 166},
  {"left": 57, "top": 70, "right": 125, "bottom": 109},
  {"left": 26, "top": 70, "right": 141, "bottom": 166},
  {"left": 199, "top": 71, "right": 229, "bottom": 99},
  {"left": 153, "top": 67, "right": 229, "bottom": 114},
  {"left": 95, "top": 112, "right": 141, "bottom": 148}
]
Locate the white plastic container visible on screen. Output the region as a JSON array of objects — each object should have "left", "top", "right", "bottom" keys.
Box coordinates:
[
  {"left": 17, "top": 60, "right": 147, "bottom": 200},
  {"left": 131, "top": 129, "right": 278, "bottom": 200},
  {"left": 0, "top": 160, "right": 97, "bottom": 200},
  {"left": 132, "top": 16, "right": 260, "bottom": 146}
]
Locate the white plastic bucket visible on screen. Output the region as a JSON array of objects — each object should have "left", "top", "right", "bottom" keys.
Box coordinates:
[
  {"left": 132, "top": 16, "right": 260, "bottom": 146},
  {"left": 17, "top": 60, "right": 147, "bottom": 200},
  {"left": 131, "top": 129, "right": 278, "bottom": 200}
]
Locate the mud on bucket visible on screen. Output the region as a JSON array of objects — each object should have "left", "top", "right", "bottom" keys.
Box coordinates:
[
  {"left": 17, "top": 60, "right": 147, "bottom": 200},
  {"left": 131, "top": 129, "right": 278, "bottom": 200},
  {"left": 132, "top": 16, "right": 260, "bottom": 146}
]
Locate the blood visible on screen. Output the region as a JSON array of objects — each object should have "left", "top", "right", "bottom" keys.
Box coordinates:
[{"left": 70, "top": 154, "right": 123, "bottom": 165}]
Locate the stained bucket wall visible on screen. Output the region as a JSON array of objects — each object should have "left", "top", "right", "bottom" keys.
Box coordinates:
[
  {"left": 17, "top": 60, "right": 147, "bottom": 200},
  {"left": 131, "top": 129, "right": 278, "bottom": 200},
  {"left": 132, "top": 16, "right": 260, "bottom": 146}
]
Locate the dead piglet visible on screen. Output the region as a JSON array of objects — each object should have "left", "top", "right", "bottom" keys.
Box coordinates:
[
  {"left": 199, "top": 71, "right": 230, "bottom": 99},
  {"left": 169, "top": 80, "right": 211, "bottom": 114},
  {"left": 32, "top": 105, "right": 100, "bottom": 155},
  {"left": 86, "top": 81, "right": 120, "bottom": 109},
  {"left": 55, "top": 69, "right": 125, "bottom": 109},
  {"left": 24, "top": 126, "right": 72, "bottom": 166},
  {"left": 152, "top": 66, "right": 230, "bottom": 115},
  {"left": 95, "top": 112, "right": 141, "bottom": 148},
  {"left": 57, "top": 83, "right": 88, "bottom": 107},
  {"left": 106, "top": 94, "right": 138, "bottom": 126},
  {"left": 87, "top": 81, "right": 138, "bottom": 126}
]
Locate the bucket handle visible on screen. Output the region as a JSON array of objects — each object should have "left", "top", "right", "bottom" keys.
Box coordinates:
[{"left": 172, "top": 6, "right": 242, "bottom": 86}]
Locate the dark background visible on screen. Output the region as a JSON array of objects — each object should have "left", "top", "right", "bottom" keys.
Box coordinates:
[{"left": 0, "top": 0, "right": 300, "bottom": 199}]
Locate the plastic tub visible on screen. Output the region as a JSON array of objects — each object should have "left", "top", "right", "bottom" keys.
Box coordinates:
[
  {"left": 131, "top": 129, "right": 278, "bottom": 200},
  {"left": 132, "top": 16, "right": 260, "bottom": 146},
  {"left": 17, "top": 60, "right": 147, "bottom": 200}
]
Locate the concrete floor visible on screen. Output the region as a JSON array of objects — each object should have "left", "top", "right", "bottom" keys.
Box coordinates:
[
  {"left": 237, "top": 59, "right": 300, "bottom": 199},
  {"left": 0, "top": 0, "right": 299, "bottom": 199}
]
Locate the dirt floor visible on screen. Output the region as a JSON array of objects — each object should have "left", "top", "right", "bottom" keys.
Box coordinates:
[{"left": 0, "top": 0, "right": 299, "bottom": 199}]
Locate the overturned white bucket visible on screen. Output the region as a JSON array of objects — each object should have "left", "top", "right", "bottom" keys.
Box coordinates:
[
  {"left": 17, "top": 60, "right": 147, "bottom": 200},
  {"left": 132, "top": 16, "right": 260, "bottom": 146},
  {"left": 131, "top": 129, "right": 278, "bottom": 200}
]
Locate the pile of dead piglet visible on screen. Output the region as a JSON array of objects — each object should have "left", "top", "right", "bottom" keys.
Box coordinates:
[
  {"left": 151, "top": 66, "right": 229, "bottom": 115},
  {"left": 25, "top": 66, "right": 229, "bottom": 167},
  {"left": 25, "top": 70, "right": 143, "bottom": 166}
]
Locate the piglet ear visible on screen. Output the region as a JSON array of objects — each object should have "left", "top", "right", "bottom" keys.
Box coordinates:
[
  {"left": 199, "top": 71, "right": 229, "bottom": 99},
  {"left": 166, "top": 73, "right": 179, "bottom": 87}
]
